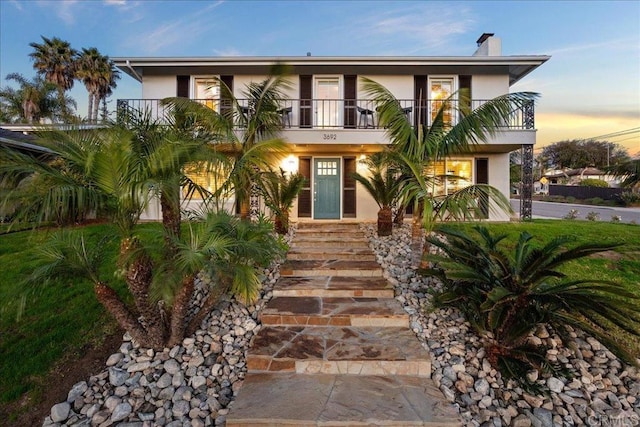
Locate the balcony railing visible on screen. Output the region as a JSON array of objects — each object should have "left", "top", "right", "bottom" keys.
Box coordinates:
[{"left": 116, "top": 98, "right": 535, "bottom": 130}]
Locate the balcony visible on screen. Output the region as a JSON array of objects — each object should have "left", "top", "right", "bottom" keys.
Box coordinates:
[{"left": 116, "top": 98, "right": 535, "bottom": 131}]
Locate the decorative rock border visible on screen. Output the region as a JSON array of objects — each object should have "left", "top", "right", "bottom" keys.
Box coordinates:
[
  {"left": 362, "top": 223, "right": 640, "bottom": 427},
  {"left": 43, "top": 228, "right": 295, "bottom": 427}
]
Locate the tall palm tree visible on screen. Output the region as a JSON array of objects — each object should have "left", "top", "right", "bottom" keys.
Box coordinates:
[
  {"left": 361, "top": 78, "right": 538, "bottom": 263},
  {"left": 163, "top": 65, "right": 290, "bottom": 220},
  {"left": 97, "top": 58, "right": 120, "bottom": 122},
  {"left": 75, "top": 47, "right": 101, "bottom": 122},
  {"left": 29, "top": 36, "right": 77, "bottom": 121}
]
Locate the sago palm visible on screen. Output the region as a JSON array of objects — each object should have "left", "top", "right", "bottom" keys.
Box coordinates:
[
  {"left": 351, "top": 152, "right": 403, "bottom": 236},
  {"left": 426, "top": 226, "right": 640, "bottom": 379},
  {"left": 259, "top": 168, "right": 305, "bottom": 234}
]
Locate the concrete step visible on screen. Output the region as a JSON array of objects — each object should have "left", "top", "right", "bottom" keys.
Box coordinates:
[
  {"left": 226, "top": 373, "right": 461, "bottom": 427},
  {"left": 280, "top": 260, "right": 383, "bottom": 277},
  {"left": 273, "top": 276, "right": 393, "bottom": 298},
  {"left": 246, "top": 326, "right": 431, "bottom": 377},
  {"left": 260, "top": 296, "right": 408, "bottom": 327},
  {"left": 287, "top": 247, "right": 376, "bottom": 261}
]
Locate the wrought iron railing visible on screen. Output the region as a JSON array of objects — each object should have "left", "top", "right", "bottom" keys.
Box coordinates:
[{"left": 116, "top": 98, "right": 535, "bottom": 130}]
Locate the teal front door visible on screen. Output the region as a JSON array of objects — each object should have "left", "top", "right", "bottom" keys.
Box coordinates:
[{"left": 314, "top": 158, "right": 341, "bottom": 219}]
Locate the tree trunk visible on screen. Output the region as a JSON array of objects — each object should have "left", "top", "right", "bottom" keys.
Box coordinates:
[
  {"left": 57, "top": 87, "right": 67, "bottom": 122},
  {"left": 377, "top": 206, "right": 393, "bottom": 236},
  {"left": 120, "top": 237, "right": 165, "bottom": 348},
  {"left": 274, "top": 211, "right": 288, "bottom": 235},
  {"left": 160, "top": 183, "right": 181, "bottom": 258},
  {"left": 167, "top": 275, "right": 195, "bottom": 347},
  {"left": 87, "top": 92, "right": 93, "bottom": 123},
  {"left": 393, "top": 203, "right": 405, "bottom": 225},
  {"left": 410, "top": 200, "right": 424, "bottom": 267},
  {"left": 94, "top": 282, "right": 149, "bottom": 346},
  {"left": 239, "top": 197, "right": 250, "bottom": 221},
  {"left": 93, "top": 93, "right": 100, "bottom": 123}
]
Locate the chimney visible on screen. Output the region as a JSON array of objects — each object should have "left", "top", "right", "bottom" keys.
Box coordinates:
[{"left": 473, "top": 33, "right": 501, "bottom": 56}]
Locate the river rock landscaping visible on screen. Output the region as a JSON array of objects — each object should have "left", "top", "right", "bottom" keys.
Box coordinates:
[
  {"left": 43, "top": 223, "right": 640, "bottom": 426},
  {"left": 363, "top": 223, "right": 640, "bottom": 427}
]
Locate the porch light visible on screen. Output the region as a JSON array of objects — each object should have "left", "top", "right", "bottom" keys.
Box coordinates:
[{"left": 281, "top": 154, "right": 298, "bottom": 174}]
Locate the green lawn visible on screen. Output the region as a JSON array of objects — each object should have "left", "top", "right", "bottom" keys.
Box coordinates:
[
  {"left": 442, "top": 220, "right": 640, "bottom": 290},
  {"left": 0, "top": 223, "right": 131, "bottom": 404}
]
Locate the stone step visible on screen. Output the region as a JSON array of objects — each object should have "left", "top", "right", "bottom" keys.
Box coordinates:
[
  {"left": 287, "top": 247, "right": 376, "bottom": 261},
  {"left": 295, "top": 227, "right": 365, "bottom": 236},
  {"left": 260, "top": 296, "right": 408, "bottom": 327},
  {"left": 246, "top": 326, "right": 431, "bottom": 377},
  {"left": 280, "top": 260, "right": 383, "bottom": 277},
  {"left": 296, "top": 221, "right": 363, "bottom": 230},
  {"left": 291, "top": 236, "right": 371, "bottom": 249},
  {"left": 273, "top": 276, "right": 393, "bottom": 298},
  {"left": 226, "top": 373, "right": 461, "bottom": 427}
]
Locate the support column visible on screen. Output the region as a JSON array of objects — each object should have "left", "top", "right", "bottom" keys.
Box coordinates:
[{"left": 521, "top": 144, "right": 533, "bottom": 221}]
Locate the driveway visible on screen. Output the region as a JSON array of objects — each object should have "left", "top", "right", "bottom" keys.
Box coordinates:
[{"left": 510, "top": 199, "right": 640, "bottom": 224}]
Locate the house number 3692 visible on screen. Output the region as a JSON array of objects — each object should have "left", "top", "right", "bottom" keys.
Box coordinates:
[{"left": 322, "top": 133, "right": 337, "bottom": 140}]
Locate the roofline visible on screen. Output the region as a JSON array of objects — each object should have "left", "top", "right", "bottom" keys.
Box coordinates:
[{"left": 113, "top": 55, "right": 550, "bottom": 84}]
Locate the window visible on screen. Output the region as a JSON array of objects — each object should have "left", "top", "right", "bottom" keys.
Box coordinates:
[
  {"left": 183, "top": 162, "right": 229, "bottom": 200},
  {"left": 425, "top": 159, "right": 472, "bottom": 196},
  {"left": 193, "top": 77, "right": 219, "bottom": 110},
  {"left": 317, "top": 160, "right": 338, "bottom": 176},
  {"left": 429, "top": 77, "right": 456, "bottom": 125}
]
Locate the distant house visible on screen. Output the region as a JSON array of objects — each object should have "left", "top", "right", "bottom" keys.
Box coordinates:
[
  {"left": 0, "top": 128, "right": 52, "bottom": 157},
  {"left": 544, "top": 168, "right": 620, "bottom": 187},
  {"left": 114, "top": 33, "right": 549, "bottom": 222}
]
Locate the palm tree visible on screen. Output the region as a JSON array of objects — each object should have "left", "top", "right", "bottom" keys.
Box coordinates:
[
  {"left": 426, "top": 226, "right": 640, "bottom": 378},
  {"left": 75, "top": 47, "right": 101, "bottom": 122},
  {"left": 29, "top": 36, "right": 77, "bottom": 121},
  {"left": 163, "top": 65, "right": 290, "bottom": 220},
  {"left": 96, "top": 58, "right": 120, "bottom": 122},
  {"left": 361, "top": 78, "right": 538, "bottom": 263},
  {"left": 0, "top": 73, "right": 75, "bottom": 124},
  {"left": 260, "top": 168, "right": 305, "bottom": 234},
  {"left": 607, "top": 158, "right": 640, "bottom": 190},
  {"left": 351, "top": 152, "right": 403, "bottom": 236}
]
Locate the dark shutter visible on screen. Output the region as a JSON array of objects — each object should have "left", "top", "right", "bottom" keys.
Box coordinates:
[
  {"left": 414, "top": 75, "right": 428, "bottom": 127},
  {"left": 344, "top": 75, "right": 357, "bottom": 129},
  {"left": 475, "top": 158, "right": 489, "bottom": 218},
  {"left": 298, "top": 157, "right": 312, "bottom": 217},
  {"left": 343, "top": 157, "right": 356, "bottom": 217},
  {"left": 459, "top": 75, "right": 472, "bottom": 120},
  {"left": 177, "top": 75, "right": 190, "bottom": 97},
  {"left": 220, "top": 75, "right": 234, "bottom": 119},
  {"left": 299, "top": 75, "right": 312, "bottom": 128}
]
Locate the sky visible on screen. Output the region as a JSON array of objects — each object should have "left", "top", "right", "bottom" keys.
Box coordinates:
[{"left": 1, "top": 0, "right": 639, "bottom": 156}]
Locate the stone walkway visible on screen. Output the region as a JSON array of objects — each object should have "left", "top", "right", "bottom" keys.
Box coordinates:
[{"left": 226, "top": 222, "right": 461, "bottom": 426}]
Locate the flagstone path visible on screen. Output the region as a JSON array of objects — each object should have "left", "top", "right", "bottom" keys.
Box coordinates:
[{"left": 226, "top": 222, "right": 461, "bottom": 426}]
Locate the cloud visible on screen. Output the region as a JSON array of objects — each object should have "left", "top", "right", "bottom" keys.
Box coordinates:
[
  {"left": 104, "top": 0, "right": 127, "bottom": 5},
  {"left": 129, "top": 1, "right": 224, "bottom": 54},
  {"left": 545, "top": 37, "right": 638, "bottom": 57},
  {"left": 349, "top": 4, "right": 475, "bottom": 54},
  {"left": 213, "top": 48, "right": 245, "bottom": 57},
  {"left": 8, "top": 0, "right": 23, "bottom": 11}
]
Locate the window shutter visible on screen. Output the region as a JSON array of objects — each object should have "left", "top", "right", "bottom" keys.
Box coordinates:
[
  {"left": 343, "top": 157, "right": 356, "bottom": 217},
  {"left": 414, "top": 75, "right": 428, "bottom": 126},
  {"left": 299, "top": 75, "right": 312, "bottom": 128},
  {"left": 475, "top": 158, "right": 489, "bottom": 218},
  {"left": 344, "top": 75, "right": 357, "bottom": 129},
  {"left": 459, "top": 75, "right": 472, "bottom": 120},
  {"left": 177, "top": 75, "right": 190, "bottom": 97},
  {"left": 220, "top": 75, "right": 234, "bottom": 120},
  {"left": 298, "top": 157, "right": 312, "bottom": 217}
]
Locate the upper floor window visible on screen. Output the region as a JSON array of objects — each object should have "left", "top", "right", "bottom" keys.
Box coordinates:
[
  {"left": 429, "top": 77, "right": 456, "bottom": 125},
  {"left": 193, "top": 77, "right": 219, "bottom": 110}
]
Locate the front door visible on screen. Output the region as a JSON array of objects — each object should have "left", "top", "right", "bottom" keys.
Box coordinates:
[{"left": 314, "top": 158, "right": 341, "bottom": 219}]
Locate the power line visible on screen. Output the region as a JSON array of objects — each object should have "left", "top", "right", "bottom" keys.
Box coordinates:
[{"left": 582, "top": 127, "right": 640, "bottom": 141}]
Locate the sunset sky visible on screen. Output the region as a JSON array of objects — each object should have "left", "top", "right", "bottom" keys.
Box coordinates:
[{"left": 1, "top": 0, "right": 638, "bottom": 155}]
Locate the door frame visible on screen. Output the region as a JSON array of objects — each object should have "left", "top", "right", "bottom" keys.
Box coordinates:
[
  {"left": 313, "top": 76, "right": 342, "bottom": 128},
  {"left": 312, "top": 156, "right": 342, "bottom": 219}
]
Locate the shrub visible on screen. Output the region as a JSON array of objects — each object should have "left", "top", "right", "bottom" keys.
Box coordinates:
[
  {"left": 586, "top": 211, "right": 600, "bottom": 221},
  {"left": 586, "top": 197, "right": 604, "bottom": 205},
  {"left": 563, "top": 209, "right": 579, "bottom": 220},
  {"left": 425, "top": 226, "right": 640, "bottom": 382},
  {"left": 580, "top": 178, "right": 608, "bottom": 188},
  {"left": 566, "top": 196, "right": 576, "bottom": 203},
  {"left": 611, "top": 215, "right": 622, "bottom": 223},
  {"left": 620, "top": 191, "right": 640, "bottom": 207}
]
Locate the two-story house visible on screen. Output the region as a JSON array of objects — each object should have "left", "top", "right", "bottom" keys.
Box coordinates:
[{"left": 114, "top": 33, "right": 549, "bottom": 222}]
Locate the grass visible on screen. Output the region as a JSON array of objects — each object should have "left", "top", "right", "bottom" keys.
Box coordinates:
[
  {"left": 441, "top": 220, "right": 640, "bottom": 288},
  {"left": 0, "top": 223, "right": 161, "bottom": 405}
]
